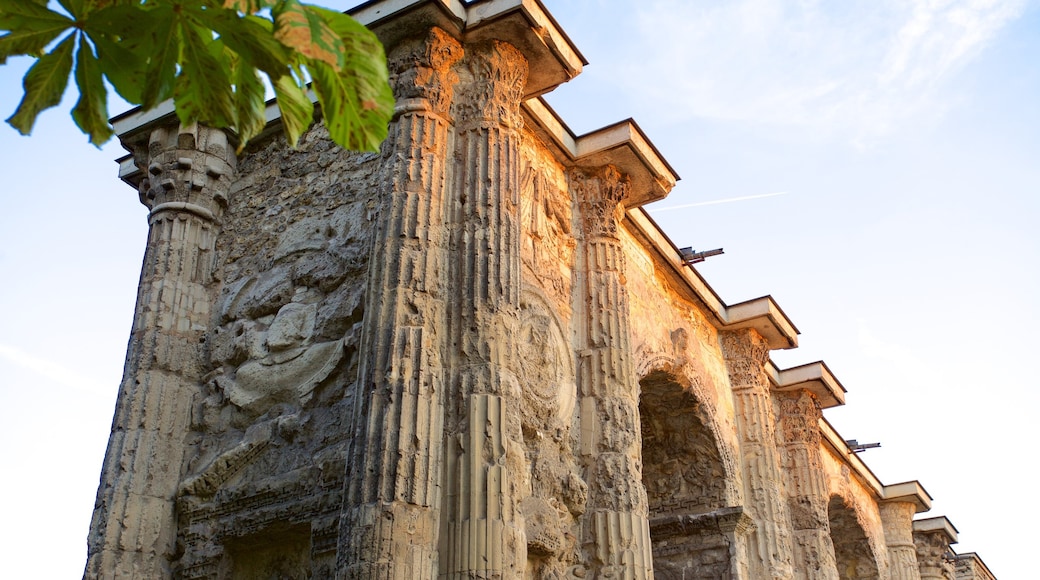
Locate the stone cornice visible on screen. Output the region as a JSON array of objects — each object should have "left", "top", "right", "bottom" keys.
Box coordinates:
[
  {"left": 768, "top": 361, "right": 846, "bottom": 408},
  {"left": 952, "top": 552, "right": 995, "bottom": 579},
  {"left": 913, "top": 516, "right": 959, "bottom": 544},
  {"left": 882, "top": 481, "right": 933, "bottom": 513},
  {"left": 522, "top": 97, "right": 678, "bottom": 208},
  {"left": 353, "top": 0, "right": 585, "bottom": 98},
  {"left": 721, "top": 296, "right": 800, "bottom": 350}
]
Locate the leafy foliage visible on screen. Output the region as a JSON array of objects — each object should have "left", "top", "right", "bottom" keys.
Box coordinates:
[{"left": 0, "top": 0, "right": 394, "bottom": 152}]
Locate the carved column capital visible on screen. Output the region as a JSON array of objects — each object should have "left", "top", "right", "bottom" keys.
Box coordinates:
[
  {"left": 779, "top": 390, "right": 822, "bottom": 446},
  {"left": 454, "top": 40, "right": 528, "bottom": 129},
  {"left": 914, "top": 529, "right": 955, "bottom": 580},
  {"left": 572, "top": 165, "right": 629, "bottom": 239},
  {"left": 138, "top": 123, "right": 237, "bottom": 222},
  {"left": 719, "top": 329, "right": 770, "bottom": 391},
  {"left": 388, "top": 27, "right": 463, "bottom": 117}
]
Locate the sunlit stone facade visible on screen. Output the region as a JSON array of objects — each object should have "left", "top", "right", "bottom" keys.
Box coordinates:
[{"left": 85, "top": 1, "right": 996, "bottom": 578}]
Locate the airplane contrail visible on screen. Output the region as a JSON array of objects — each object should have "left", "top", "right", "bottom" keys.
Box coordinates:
[{"left": 648, "top": 191, "right": 788, "bottom": 212}]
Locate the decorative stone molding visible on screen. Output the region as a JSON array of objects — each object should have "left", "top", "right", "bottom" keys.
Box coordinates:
[
  {"left": 453, "top": 40, "right": 527, "bottom": 130},
  {"left": 139, "top": 124, "right": 236, "bottom": 218},
  {"left": 570, "top": 164, "right": 629, "bottom": 240},
  {"left": 387, "top": 27, "right": 462, "bottom": 117}
]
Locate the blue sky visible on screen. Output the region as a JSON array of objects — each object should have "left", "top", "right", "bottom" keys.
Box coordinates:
[{"left": 1, "top": 0, "right": 1037, "bottom": 576}]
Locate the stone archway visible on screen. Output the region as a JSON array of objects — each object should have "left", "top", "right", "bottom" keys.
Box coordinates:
[
  {"left": 828, "top": 496, "right": 881, "bottom": 580},
  {"left": 639, "top": 370, "right": 738, "bottom": 579}
]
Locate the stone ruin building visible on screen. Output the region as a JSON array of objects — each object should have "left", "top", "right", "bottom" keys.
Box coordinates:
[{"left": 84, "top": 1, "right": 998, "bottom": 579}]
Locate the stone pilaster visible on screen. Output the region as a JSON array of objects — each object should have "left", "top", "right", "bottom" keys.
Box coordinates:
[
  {"left": 337, "top": 28, "right": 462, "bottom": 580},
  {"left": 721, "top": 329, "right": 795, "bottom": 580},
  {"left": 881, "top": 502, "right": 923, "bottom": 580},
  {"left": 778, "top": 390, "right": 839, "bottom": 579},
  {"left": 441, "top": 40, "right": 529, "bottom": 580},
  {"left": 573, "top": 165, "right": 654, "bottom": 580},
  {"left": 85, "top": 124, "right": 235, "bottom": 579}
]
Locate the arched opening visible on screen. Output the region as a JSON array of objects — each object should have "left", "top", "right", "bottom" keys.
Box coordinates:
[
  {"left": 639, "top": 371, "right": 733, "bottom": 579},
  {"left": 828, "top": 496, "right": 880, "bottom": 580}
]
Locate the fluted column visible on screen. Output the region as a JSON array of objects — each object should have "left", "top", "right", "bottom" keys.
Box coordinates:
[
  {"left": 721, "top": 329, "right": 795, "bottom": 580},
  {"left": 881, "top": 502, "right": 923, "bottom": 580},
  {"left": 85, "top": 124, "right": 235, "bottom": 579},
  {"left": 778, "top": 390, "right": 839, "bottom": 579},
  {"left": 337, "top": 28, "right": 462, "bottom": 580},
  {"left": 573, "top": 165, "right": 653, "bottom": 580},
  {"left": 441, "top": 40, "right": 529, "bottom": 579}
]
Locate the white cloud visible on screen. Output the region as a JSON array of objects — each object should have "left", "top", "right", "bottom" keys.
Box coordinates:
[{"left": 618, "top": 0, "right": 1028, "bottom": 143}]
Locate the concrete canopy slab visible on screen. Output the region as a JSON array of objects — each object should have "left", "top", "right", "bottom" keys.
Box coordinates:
[
  {"left": 882, "top": 481, "right": 933, "bottom": 513},
  {"left": 914, "top": 516, "right": 959, "bottom": 544},
  {"left": 722, "top": 296, "right": 799, "bottom": 350},
  {"left": 768, "top": 360, "right": 846, "bottom": 408}
]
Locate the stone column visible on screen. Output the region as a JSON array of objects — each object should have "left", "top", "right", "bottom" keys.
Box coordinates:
[
  {"left": 337, "top": 28, "right": 462, "bottom": 580},
  {"left": 84, "top": 124, "right": 235, "bottom": 579},
  {"left": 880, "top": 502, "right": 923, "bottom": 580},
  {"left": 914, "top": 520, "right": 956, "bottom": 580},
  {"left": 778, "top": 390, "right": 839, "bottom": 579},
  {"left": 440, "top": 40, "right": 529, "bottom": 579},
  {"left": 721, "top": 329, "right": 795, "bottom": 580},
  {"left": 573, "top": 165, "right": 654, "bottom": 580}
]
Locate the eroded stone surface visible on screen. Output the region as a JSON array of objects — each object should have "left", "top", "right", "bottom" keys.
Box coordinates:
[{"left": 85, "top": 3, "right": 998, "bottom": 579}]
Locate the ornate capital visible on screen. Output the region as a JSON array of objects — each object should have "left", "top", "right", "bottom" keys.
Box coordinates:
[
  {"left": 388, "top": 27, "right": 463, "bottom": 117},
  {"left": 138, "top": 123, "right": 236, "bottom": 221},
  {"left": 719, "top": 329, "right": 769, "bottom": 366},
  {"left": 779, "top": 390, "right": 822, "bottom": 445},
  {"left": 572, "top": 165, "right": 629, "bottom": 239},
  {"left": 719, "top": 330, "right": 771, "bottom": 391},
  {"left": 454, "top": 40, "right": 528, "bottom": 129}
]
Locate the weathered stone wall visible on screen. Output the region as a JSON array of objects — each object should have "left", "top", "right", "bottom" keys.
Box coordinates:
[
  {"left": 85, "top": 3, "right": 998, "bottom": 579},
  {"left": 178, "top": 122, "right": 380, "bottom": 579}
]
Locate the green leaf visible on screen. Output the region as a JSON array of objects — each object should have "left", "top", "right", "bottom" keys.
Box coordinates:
[
  {"left": 139, "top": 4, "right": 179, "bottom": 109},
  {"left": 304, "top": 7, "right": 392, "bottom": 151},
  {"left": 6, "top": 33, "right": 74, "bottom": 135},
  {"left": 72, "top": 36, "right": 112, "bottom": 146},
  {"left": 174, "top": 18, "right": 235, "bottom": 128},
  {"left": 88, "top": 31, "right": 146, "bottom": 104},
  {"left": 0, "top": 0, "right": 70, "bottom": 28},
  {"left": 195, "top": 8, "right": 289, "bottom": 76},
  {"left": 231, "top": 53, "right": 266, "bottom": 151},
  {"left": 0, "top": 1, "right": 74, "bottom": 64},
  {"left": 56, "top": 0, "right": 85, "bottom": 19},
  {"left": 308, "top": 59, "right": 391, "bottom": 152},
  {"left": 82, "top": 3, "right": 153, "bottom": 104},
  {"left": 273, "top": 0, "right": 344, "bottom": 70},
  {"left": 272, "top": 70, "right": 313, "bottom": 147}
]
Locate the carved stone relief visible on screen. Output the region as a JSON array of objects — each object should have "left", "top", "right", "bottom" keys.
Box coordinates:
[
  {"left": 517, "top": 289, "right": 586, "bottom": 579},
  {"left": 208, "top": 209, "right": 365, "bottom": 417},
  {"left": 520, "top": 151, "right": 575, "bottom": 309}
]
